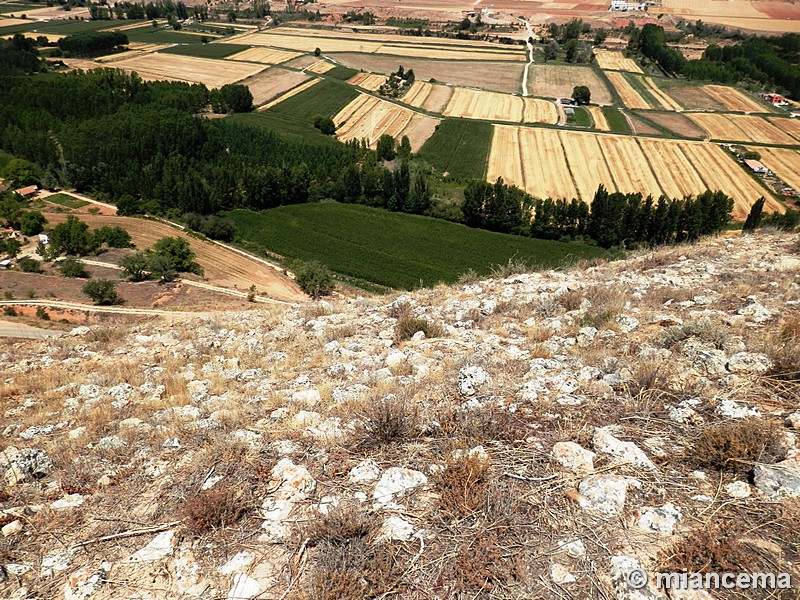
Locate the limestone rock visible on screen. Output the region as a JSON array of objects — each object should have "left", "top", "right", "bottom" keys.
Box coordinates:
[
  {"left": 552, "top": 442, "right": 595, "bottom": 474},
  {"left": 458, "top": 366, "right": 489, "bottom": 397},
  {"left": 637, "top": 503, "right": 682, "bottom": 534},
  {"left": 373, "top": 467, "right": 427, "bottom": 507},
  {"left": 593, "top": 427, "right": 656, "bottom": 470},
  {"left": 754, "top": 459, "right": 800, "bottom": 498},
  {"left": 577, "top": 475, "right": 641, "bottom": 517}
]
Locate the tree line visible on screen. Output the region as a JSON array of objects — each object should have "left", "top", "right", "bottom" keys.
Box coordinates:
[{"left": 58, "top": 31, "right": 129, "bottom": 56}]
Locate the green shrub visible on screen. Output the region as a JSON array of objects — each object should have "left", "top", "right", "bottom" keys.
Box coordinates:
[
  {"left": 58, "top": 256, "right": 90, "bottom": 278},
  {"left": 18, "top": 257, "right": 42, "bottom": 273},
  {"left": 82, "top": 279, "right": 122, "bottom": 305},
  {"left": 294, "top": 260, "right": 335, "bottom": 299}
]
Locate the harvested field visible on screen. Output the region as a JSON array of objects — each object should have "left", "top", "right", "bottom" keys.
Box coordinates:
[
  {"left": 605, "top": 72, "right": 649, "bottom": 109},
  {"left": 758, "top": 147, "right": 800, "bottom": 192},
  {"left": 282, "top": 55, "right": 321, "bottom": 69},
  {"left": 679, "top": 143, "right": 774, "bottom": 218},
  {"left": 375, "top": 43, "right": 523, "bottom": 61},
  {"left": 112, "top": 53, "right": 263, "bottom": 87},
  {"left": 329, "top": 53, "right": 524, "bottom": 94},
  {"left": 528, "top": 64, "right": 613, "bottom": 105},
  {"left": 558, "top": 131, "right": 616, "bottom": 200},
  {"left": 662, "top": 85, "right": 726, "bottom": 111},
  {"left": 645, "top": 112, "right": 706, "bottom": 138},
  {"left": 587, "top": 106, "right": 610, "bottom": 131},
  {"left": 241, "top": 68, "right": 311, "bottom": 106},
  {"left": 401, "top": 81, "right": 453, "bottom": 113},
  {"left": 306, "top": 59, "right": 335, "bottom": 74},
  {"left": 627, "top": 113, "right": 662, "bottom": 136},
  {"left": 442, "top": 88, "right": 557, "bottom": 124},
  {"left": 258, "top": 78, "right": 320, "bottom": 110},
  {"left": 637, "top": 138, "right": 708, "bottom": 199},
  {"left": 403, "top": 81, "right": 433, "bottom": 108},
  {"left": 43, "top": 213, "right": 306, "bottom": 301},
  {"left": 226, "top": 47, "right": 300, "bottom": 65},
  {"left": 642, "top": 77, "right": 682, "bottom": 110},
  {"left": 347, "top": 72, "right": 386, "bottom": 91},
  {"left": 334, "top": 93, "right": 439, "bottom": 150},
  {"left": 702, "top": 84, "right": 767, "bottom": 112},
  {"left": 487, "top": 126, "right": 525, "bottom": 192},
  {"left": 594, "top": 49, "right": 642, "bottom": 73},
  {"left": 689, "top": 113, "right": 798, "bottom": 145},
  {"left": 598, "top": 135, "right": 663, "bottom": 198},
  {"left": 767, "top": 117, "right": 800, "bottom": 142}
]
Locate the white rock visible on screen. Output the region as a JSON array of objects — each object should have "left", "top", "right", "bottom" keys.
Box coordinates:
[
  {"left": 609, "top": 556, "right": 663, "bottom": 600},
  {"left": 124, "top": 530, "right": 175, "bottom": 563},
  {"left": 378, "top": 516, "right": 414, "bottom": 542},
  {"left": 754, "top": 459, "right": 800, "bottom": 498},
  {"left": 560, "top": 539, "right": 586, "bottom": 558},
  {"left": 616, "top": 315, "right": 640, "bottom": 333},
  {"left": 348, "top": 459, "right": 381, "bottom": 484},
  {"left": 724, "top": 481, "right": 751, "bottom": 499},
  {"left": 667, "top": 398, "right": 703, "bottom": 425},
  {"left": 788, "top": 412, "right": 800, "bottom": 430},
  {"left": 65, "top": 562, "right": 111, "bottom": 600},
  {"left": 738, "top": 300, "right": 771, "bottom": 323},
  {"left": 2, "top": 520, "right": 23, "bottom": 536},
  {"left": 1, "top": 446, "right": 54, "bottom": 485},
  {"left": 578, "top": 475, "right": 641, "bottom": 517},
  {"left": 576, "top": 326, "right": 598, "bottom": 347},
  {"left": 552, "top": 442, "right": 595, "bottom": 474},
  {"left": 637, "top": 503, "right": 682, "bottom": 534},
  {"left": 291, "top": 410, "right": 322, "bottom": 428},
  {"left": 385, "top": 351, "right": 407, "bottom": 369},
  {"left": 50, "top": 494, "right": 86, "bottom": 510},
  {"left": 550, "top": 562, "right": 576, "bottom": 585},
  {"left": 291, "top": 389, "right": 321, "bottom": 406},
  {"left": 716, "top": 399, "right": 760, "bottom": 419},
  {"left": 593, "top": 427, "right": 656, "bottom": 470},
  {"left": 41, "top": 550, "right": 74, "bottom": 577},
  {"left": 218, "top": 551, "right": 254, "bottom": 575},
  {"left": 227, "top": 573, "right": 261, "bottom": 600},
  {"left": 69, "top": 326, "right": 90, "bottom": 336},
  {"left": 458, "top": 365, "right": 489, "bottom": 397},
  {"left": 373, "top": 467, "right": 428, "bottom": 507},
  {"left": 726, "top": 352, "right": 771, "bottom": 374}
]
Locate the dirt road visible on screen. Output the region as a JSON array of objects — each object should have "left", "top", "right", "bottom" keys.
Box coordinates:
[{"left": 0, "top": 319, "right": 63, "bottom": 340}]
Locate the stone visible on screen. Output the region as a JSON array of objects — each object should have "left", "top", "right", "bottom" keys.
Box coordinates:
[
  {"left": 724, "top": 481, "right": 751, "bottom": 499},
  {"left": 373, "top": 467, "right": 428, "bottom": 507},
  {"left": 737, "top": 300, "right": 771, "bottom": 323},
  {"left": 593, "top": 427, "right": 656, "bottom": 470},
  {"left": 41, "top": 550, "right": 74, "bottom": 577},
  {"left": 726, "top": 352, "right": 772, "bottom": 374},
  {"left": 218, "top": 551, "right": 254, "bottom": 575},
  {"left": 124, "top": 530, "right": 175, "bottom": 563},
  {"left": 2, "top": 520, "right": 23, "bottom": 536},
  {"left": 576, "top": 326, "right": 598, "bottom": 347},
  {"left": 348, "top": 459, "right": 381, "bottom": 484},
  {"left": 385, "top": 351, "right": 407, "bottom": 369},
  {"left": 50, "top": 494, "right": 86, "bottom": 510},
  {"left": 577, "top": 475, "right": 641, "bottom": 517},
  {"left": 227, "top": 574, "right": 261, "bottom": 600},
  {"left": 637, "top": 503, "right": 682, "bottom": 534},
  {"left": 458, "top": 366, "right": 489, "bottom": 397},
  {"left": 65, "top": 562, "right": 111, "bottom": 600},
  {"left": 378, "top": 516, "right": 415, "bottom": 542},
  {"left": 609, "top": 556, "right": 665, "bottom": 600},
  {"left": 754, "top": 460, "right": 800, "bottom": 498},
  {"left": 560, "top": 539, "right": 585, "bottom": 558},
  {"left": 616, "top": 315, "right": 640, "bottom": 333},
  {"left": 550, "top": 563, "right": 577, "bottom": 585},
  {"left": 2, "top": 446, "right": 54, "bottom": 485},
  {"left": 788, "top": 412, "right": 800, "bottom": 430},
  {"left": 261, "top": 459, "right": 316, "bottom": 530},
  {"left": 551, "top": 442, "right": 595, "bottom": 474},
  {"left": 667, "top": 398, "right": 703, "bottom": 425},
  {"left": 716, "top": 399, "right": 760, "bottom": 419},
  {"left": 291, "top": 389, "right": 321, "bottom": 406}
]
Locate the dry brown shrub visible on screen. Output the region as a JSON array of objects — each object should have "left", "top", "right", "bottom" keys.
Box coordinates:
[
  {"left": 688, "top": 419, "right": 784, "bottom": 473},
  {"left": 765, "top": 317, "right": 800, "bottom": 382},
  {"left": 302, "top": 504, "right": 378, "bottom": 547},
  {"left": 391, "top": 302, "right": 444, "bottom": 342},
  {"left": 323, "top": 323, "right": 360, "bottom": 342},
  {"left": 438, "top": 405, "right": 530, "bottom": 444},
  {"left": 356, "top": 393, "right": 419, "bottom": 447},
  {"left": 578, "top": 285, "right": 627, "bottom": 328},
  {"left": 180, "top": 483, "right": 251, "bottom": 535},
  {"left": 434, "top": 452, "right": 490, "bottom": 516},
  {"left": 659, "top": 523, "right": 751, "bottom": 574},
  {"left": 625, "top": 360, "right": 675, "bottom": 402},
  {"left": 661, "top": 319, "right": 730, "bottom": 350},
  {"left": 440, "top": 530, "right": 524, "bottom": 594},
  {"left": 558, "top": 289, "right": 584, "bottom": 312}
]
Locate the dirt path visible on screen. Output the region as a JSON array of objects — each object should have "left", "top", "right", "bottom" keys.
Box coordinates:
[
  {"left": 0, "top": 319, "right": 63, "bottom": 340},
  {"left": 519, "top": 18, "right": 535, "bottom": 97},
  {"left": 0, "top": 300, "right": 208, "bottom": 318}
]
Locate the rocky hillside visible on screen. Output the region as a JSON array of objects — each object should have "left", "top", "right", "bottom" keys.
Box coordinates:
[{"left": 1, "top": 232, "right": 799, "bottom": 600}]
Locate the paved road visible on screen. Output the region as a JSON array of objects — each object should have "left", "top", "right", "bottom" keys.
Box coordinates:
[{"left": 0, "top": 320, "right": 63, "bottom": 339}]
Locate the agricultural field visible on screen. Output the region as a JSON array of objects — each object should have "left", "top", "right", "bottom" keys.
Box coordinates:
[
  {"left": 594, "top": 50, "right": 643, "bottom": 73},
  {"left": 605, "top": 72, "right": 650, "bottom": 109},
  {"left": 601, "top": 107, "right": 632, "bottom": 134},
  {"left": 442, "top": 88, "right": 557, "bottom": 124},
  {"left": 43, "top": 213, "right": 306, "bottom": 301},
  {"left": 347, "top": 72, "right": 387, "bottom": 91},
  {"left": 768, "top": 117, "right": 800, "bottom": 141},
  {"left": 688, "top": 113, "right": 799, "bottom": 145},
  {"left": 306, "top": 59, "right": 336, "bottom": 74},
  {"left": 403, "top": 81, "right": 453, "bottom": 113},
  {"left": 627, "top": 113, "right": 663, "bottom": 136},
  {"left": 659, "top": 0, "right": 800, "bottom": 33},
  {"left": 325, "top": 54, "right": 525, "bottom": 94},
  {"left": 640, "top": 77, "right": 682, "bottom": 110},
  {"left": 262, "top": 78, "right": 358, "bottom": 130},
  {"left": 487, "top": 127, "right": 770, "bottom": 216},
  {"left": 417, "top": 119, "right": 493, "bottom": 180},
  {"left": 645, "top": 112, "right": 707, "bottom": 138},
  {"left": 659, "top": 81, "right": 773, "bottom": 112},
  {"left": 333, "top": 93, "right": 439, "bottom": 150},
  {"left": 122, "top": 25, "right": 207, "bottom": 45},
  {"left": 159, "top": 43, "right": 249, "bottom": 59},
  {"left": 701, "top": 85, "right": 767, "bottom": 112},
  {"left": 587, "top": 106, "right": 610, "bottom": 131},
  {"left": 240, "top": 68, "right": 312, "bottom": 106},
  {"left": 112, "top": 53, "right": 264, "bottom": 87},
  {"left": 528, "top": 64, "right": 613, "bottom": 105},
  {"left": 224, "top": 204, "right": 608, "bottom": 289},
  {"left": 226, "top": 47, "right": 300, "bottom": 65},
  {"left": 757, "top": 147, "right": 800, "bottom": 192},
  {"left": 259, "top": 79, "right": 321, "bottom": 110}
]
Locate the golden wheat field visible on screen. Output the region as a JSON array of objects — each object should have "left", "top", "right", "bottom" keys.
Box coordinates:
[
  {"left": 306, "top": 59, "right": 335, "bottom": 74},
  {"left": 757, "top": 147, "right": 800, "bottom": 192},
  {"left": 595, "top": 50, "right": 643, "bottom": 73},
  {"left": 347, "top": 72, "right": 387, "bottom": 91},
  {"left": 605, "top": 72, "right": 650, "bottom": 109},
  {"left": 702, "top": 85, "right": 768, "bottom": 112},
  {"left": 642, "top": 78, "right": 682, "bottom": 110},
  {"left": 113, "top": 53, "right": 263, "bottom": 87},
  {"left": 587, "top": 107, "right": 610, "bottom": 131},
  {"left": 258, "top": 78, "right": 320, "bottom": 110},
  {"left": 227, "top": 47, "right": 300, "bottom": 65},
  {"left": 334, "top": 93, "right": 439, "bottom": 150},
  {"left": 442, "top": 88, "right": 557, "bottom": 124},
  {"left": 688, "top": 113, "right": 798, "bottom": 145}
]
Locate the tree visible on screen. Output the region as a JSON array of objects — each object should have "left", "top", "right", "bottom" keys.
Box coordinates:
[
  {"left": 0, "top": 237, "right": 21, "bottom": 258},
  {"left": 294, "top": 260, "right": 335, "bottom": 300},
  {"left": 376, "top": 134, "right": 396, "bottom": 161},
  {"left": 58, "top": 256, "right": 90, "bottom": 278},
  {"left": 82, "top": 279, "right": 122, "bottom": 305},
  {"left": 219, "top": 84, "right": 253, "bottom": 113},
  {"left": 19, "top": 211, "right": 47, "bottom": 236},
  {"left": 572, "top": 85, "right": 591, "bottom": 105},
  {"left": 18, "top": 257, "right": 41, "bottom": 273},
  {"left": 397, "top": 136, "right": 412, "bottom": 159},
  {"left": 150, "top": 237, "right": 198, "bottom": 273},
  {"left": 742, "top": 197, "right": 765, "bottom": 233},
  {"left": 50, "top": 215, "right": 97, "bottom": 256},
  {"left": 314, "top": 47, "right": 321, "bottom": 56},
  {"left": 93, "top": 225, "right": 132, "bottom": 248},
  {"left": 3, "top": 158, "right": 39, "bottom": 187},
  {"left": 119, "top": 251, "right": 151, "bottom": 281},
  {"left": 313, "top": 115, "right": 336, "bottom": 135},
  {"left": 146, "top": 253, "right": 177, "bottom": 282},
  {"left": 564, "top": 38, "right": 579, "bottom": 62}
]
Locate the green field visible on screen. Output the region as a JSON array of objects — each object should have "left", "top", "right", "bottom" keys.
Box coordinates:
[
  {"left": 325, "top": 65, "right": 358, "bottom": 80},
  {"left": 224, "top": 203, "right": 608, "bottom": 289},
  {"left": 602, "top": 107, "right": 632, "bottom": 134},
  {"left": 417, "top": 119, "right": 493, "bottom": 180},
  {"left": 568, "top": 106, "right": 592, "bottom": 127},
  {"left": 159, "top": 43, "right": 249, "bottom": 58},
  {"left": 0, "top": 3, "right": 40, "bottom": 14},
  {"left": 0, "top": 18, "right": 128, "bottom": 36},
  {"left": 44, "top": 193, "right": 88, "bottom": 209},
  {"left": 123, "top": 25, "right": 206, "bottom": 44}
]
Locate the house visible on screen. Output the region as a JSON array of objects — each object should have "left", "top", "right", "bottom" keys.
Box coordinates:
[
  {"left": 14, "top": 184, "right": 38, "bottom": 198},
  {"left": 0, "top": 259, "right": 11, "bottom": 269},
  {"left": 4, "top": 227, "right": 19, "bottom": 239},
  {"left": 743, "top": 159, "right": 769, "bottom": 175},
  {"left": 609, "top": 0, "right": 650, "bottom": 11},
  {"left": 761, "top": 93, "right": 788, "bottom": 107},
  {"left": 38, "top": 233, "right": 49, "bottom": 245}
]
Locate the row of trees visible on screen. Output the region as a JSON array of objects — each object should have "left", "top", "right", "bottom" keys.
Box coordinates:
[{"left": 58, "top": 31, "right": 128, "bottom": 56}]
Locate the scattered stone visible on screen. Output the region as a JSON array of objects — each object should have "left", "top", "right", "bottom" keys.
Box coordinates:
[
  {"left": 737, "top": 300, "right": 771, "bottom": 323},
  {"left": 348, "top": 459, "right": 381, "bottom": 484},
  {"left": 50, "top": 494, "right": 85, "bottom": 510},
  {"left": 227, "top": 573, "right": 261, "bottom": 600},
  {"left": 2, "top": 447, "right": 54, "bottom": 485},
  {"left": 577, "top": 475, "right": 641, "bottom": 517},
  {"left": 2, "top": 520, "right": 23, "bottom": 536},
  {"left": 65, "top": 562, "right": 111, "bottom": 600},
  {"left": 291, "top": 389, "right": 321, "bottom": 406},
  {"left": 124, "top": 530, "right": 175, "bottom": 563},
  {"left": 716, "top": 399, "right": 760, "bottom": 419},
  {"left": 550, "top": 563, "right": 577, "bottom": 585},
  {"left": 609, "top": 556, "right": 665, "bottom": 600},
  {"left": 616, "top": 315, "right": 640, "bottom": 333},
  {"left": 724, "top": 481, "right": 751, "bottom": 499},
  {"left": 218, "top": 551, "right": 254, "bottom": 575},
  {"left": 726, "top": 352, "right": 771, "bottom": 374},
  {"left": 551, "top": 442, "right": 595, "bottom": 474},
  {"left": 754, "top": 459, "right": 800, "bottom": 498},
  {"left": 458, "top": 366, "right": 489, "bottom": 397},
  {"left": 788, "top": 412, "right": 800, "bottom": 430},
  {"left": 593, "top": 427, "right": 656, "bottom": 470},
  {"left": 373, "top": 467, "right": 427, "bottom": 507},
  {"left": 378, "top": 516, "right": 414, "bottom": 542},
  {"left": 637, "top": 503, "right": 682, "bottom": 534},
  {"left": 559, "top": 539, "right": 586, "bottom": 558}
]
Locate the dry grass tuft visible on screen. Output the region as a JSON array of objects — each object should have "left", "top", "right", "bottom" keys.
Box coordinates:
[
  {"left": 625, "top": 360, "right": 675, "bottom": 402},
  {"left": 434, "top": 451, "right": 490, "bottom": 516},
  {"left": 659, "top": 523, "right": 751, "bottom": 574},
  {"left": 356, "top": 393, "right": 419, "bottom": 447},
  {"left": 577, "top": 285, "right": 627, "bottom": 328},
  {"left": 764, "top": 316, "right": 800, "bottom": 384},
  {"left": 662, "top": 319, "right": 730, "bottom": 350},
  {"left": 302, "top": 504, "right": 377, "bottom": 547},
  {"left": 687, "top": 419, "right": 784, "bottom": 473},
  {"left": 442, "top": 529, "right": 524, "bottom": 594},
  {"left": 490, "top": 257, "right": 530, "bottom": 278},
  {"left": 438, "top": 404, "right": 530, "bottom": 444},
  {"left": 180, "top": 483, "right": 252, "bottom": 535},
  {"left": 391, "top": 302, "right": 444, "bottom": 342}
]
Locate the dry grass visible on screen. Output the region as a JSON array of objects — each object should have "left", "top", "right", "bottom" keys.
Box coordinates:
[
  {"left": 301, "top": 504, "right": 378, "bottom": 547},
  {"left": 434, "top": 451, "right": 491, "bottom": 516},
  {"left": 662, "top": 319, "right": 730, "bottom": 350},
  {"left": 180, "top": 482, "right": 252, "bottom": 535},
  {"left": 575, "top": 285, "right": 627, "bottom": 328},
  {"left": 355, "top": 393, "right": 419, "bottom": 448},
  {"left": 687, "top": 419, "right": 784, "bottom": 473},
  {"left": 391, "top": 302, "right": 444, "bottom": 342},
  {"left": 659, "top": 523, "right": 752, "bottom": 573}
]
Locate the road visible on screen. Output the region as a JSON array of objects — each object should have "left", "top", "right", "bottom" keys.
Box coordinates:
[
  {"left": 0, "top": 319, "right": 63, "bottom": 340},
  {"left": 0, "top": 300, "right": 207, "bottom": 318}
]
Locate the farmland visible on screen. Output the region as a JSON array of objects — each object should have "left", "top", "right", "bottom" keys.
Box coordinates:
[
  {"left": 605, "top": 72, "right": 650, "bottom": 109},
  {"left": 159, "top": 43, "right": 249, "bottom": 59},
  {"left": 527, "top": 64, "right": 613, "bottom": 105},
  {"left": 594, "top": 50, "right": 643, "bottom": 73},
  {"left": 112, "top": 53, "right": 264, "bottom": 87},
  {"left": 757, "top": 148, "right": 800, "bottom": 192},
  {"left": 43, "top": 213, "right": 306, "bottom": 301},
  {"left": 486, "top": 127, "right": 769, "bottom": 216},
  {"left": 442, "top": 88, "right": 557, "bottom": 124},
  {"left": 688, "top": 113, "right": 799, "bottom": 145},
  {"left": 417, "top": 119, "right": 493, "bottom": 180},
  {"left": 333, "top": 93, "right": 439, "bottom": 150},
  {"left": 226, "top": 47, "right": 301, "bottom": 65},
  {"left": 224, "top": 204, "right": 608, "bottom": 289},
  {"left": 587, "top": 107, "right": 610, "bottom": 131},
  {"left": 347, "top": 72, "right": 387, "bottom": 91},
  {"left": 241, "top": 68, "right": 312, "bottom": 106}
]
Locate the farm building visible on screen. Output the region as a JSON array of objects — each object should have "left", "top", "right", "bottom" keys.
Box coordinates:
[
  {"left": 761, "top": 93, "right": 789, "bottom": 107},
  {"left": 38, "top": 233, "right": 50, "bottom": 245},
  {"left": 609, "top": 0, "right": 650, "bottom": 11},
  {"left": 743, "top": 159, "right": 769, "bottom": 175},
  {"left": 14, "top": 185, "right": 38, "bottom": 198}
]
